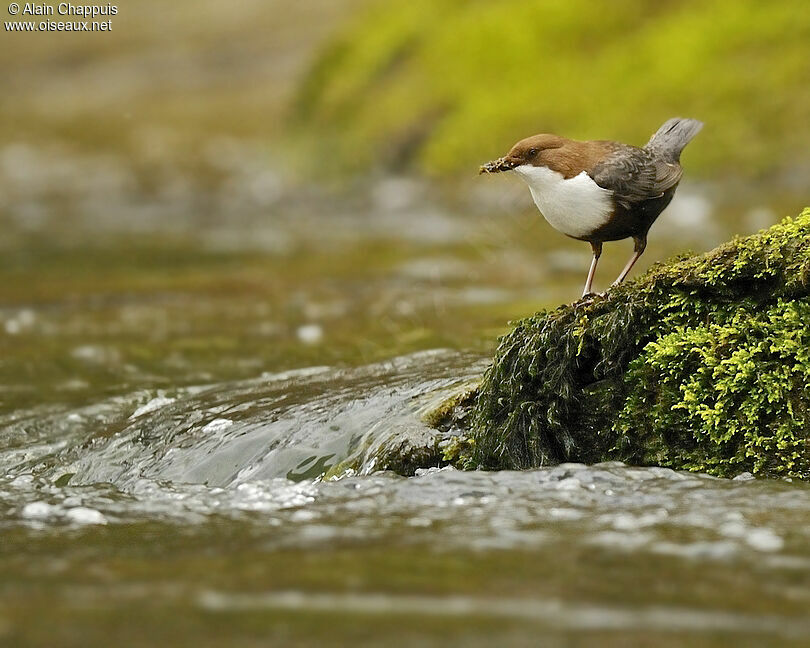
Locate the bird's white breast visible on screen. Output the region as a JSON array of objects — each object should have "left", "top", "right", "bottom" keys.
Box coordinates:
[{"left": 513, "top": 165, "right": 613, "bottom": 239}]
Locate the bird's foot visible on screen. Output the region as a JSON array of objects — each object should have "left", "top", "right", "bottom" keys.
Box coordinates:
[{"left": 577, "top": 291, "right": 605, "bottom": 304}]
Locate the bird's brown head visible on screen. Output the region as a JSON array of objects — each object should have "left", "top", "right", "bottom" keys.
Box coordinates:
[{"left": 479, "top": 134, "right": 567, "bottom": 174}]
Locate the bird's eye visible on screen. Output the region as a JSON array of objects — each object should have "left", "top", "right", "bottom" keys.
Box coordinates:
[{"left": 528, "top": 148, "right": 538, "bottom": 156}]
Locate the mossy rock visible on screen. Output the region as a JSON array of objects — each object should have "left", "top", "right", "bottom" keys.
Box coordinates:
[
  {"left": 421, "top": 380, "right": 479, "bottom": 430},
  {"left": 458, "top": 208, "right": 810, "bottom": 479},
  {"left": 365, "top": 426, "right": 444, "bottom": 476}
]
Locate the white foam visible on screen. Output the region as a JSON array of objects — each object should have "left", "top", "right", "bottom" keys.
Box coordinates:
[
  {"left": 202, "top": 419, "right": 234, "bottom": 434},
  {"left": 745, "top": 528, "right": 784, "bottom": 552},
  {"left": 22, "top": 501, "right": 57, "bottom": 519},
  {"left": 131, "top": 396, "right": 176, "bottom": 419},
  {"left": 65, "top": 507, "right": 108, "bottom": 525}
]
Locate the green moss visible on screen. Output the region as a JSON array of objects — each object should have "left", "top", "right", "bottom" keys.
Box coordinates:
[
  {"left": 616, "top": 301, "right": 810, "bottom": 476},
  {"left": 293, "top": 0, "right": 810, "bottom": 177},
  {"left": 363, "top": 427, "right": 445, "bottom": 476},
  {"left": 421, "top": 381, "right": 479, "bottom": 429},
  {"left": 465, "top": 208, "right": 810, "bottom": 478},
  {"left": 440, "top": 435, "right": 475, "bottom": 469}
]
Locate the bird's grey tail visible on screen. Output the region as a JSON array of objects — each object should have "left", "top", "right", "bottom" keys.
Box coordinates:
[{"left": 644, "top": 117, "right": 703, "bottom": 162}]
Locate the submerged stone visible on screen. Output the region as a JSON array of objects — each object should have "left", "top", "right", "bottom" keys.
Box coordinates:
[{"left": 433, "top": 208, "right": 810, "bottom": 479}]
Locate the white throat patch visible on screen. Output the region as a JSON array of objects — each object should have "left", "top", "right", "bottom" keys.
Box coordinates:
[{"left": 513, "top": 165, "right": 612, "bottom": 239}]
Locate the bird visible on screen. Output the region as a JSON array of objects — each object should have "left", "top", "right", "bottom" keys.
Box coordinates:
[{"left": 480, "top": 118, "right": 703, "bottom": 297}]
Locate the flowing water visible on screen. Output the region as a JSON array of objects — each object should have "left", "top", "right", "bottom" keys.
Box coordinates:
[{"left": 3, "top": 348, "right": 810, "bottom": 647}]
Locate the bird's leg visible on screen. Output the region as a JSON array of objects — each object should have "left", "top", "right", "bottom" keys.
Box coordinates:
[
  {"left": 582, "top": 241, "right": 602, "bottom": 297},
  {"left": 611, "top": 235, "right": 647, "bottom": 286}
]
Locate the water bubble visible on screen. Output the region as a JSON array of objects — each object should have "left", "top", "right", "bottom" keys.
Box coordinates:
[
  {"left": 65, "top": 507, "right": 107, "bottom": 526},
  {"left": 3, "top": 309, "right": 36, "bottom": 335},
  {"left": 21, "top": 501, "right": 57, "bottom": 519},
  {"left": 745, "top": 528, "right": 784, "bottom": 553},
  {"left": 296, "top": 324, "right": 323, "bottom": 345}
]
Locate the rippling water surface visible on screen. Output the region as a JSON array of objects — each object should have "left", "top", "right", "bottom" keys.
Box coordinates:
[{"left": 3, "top": 349, "right": 810, "bottom": 646}]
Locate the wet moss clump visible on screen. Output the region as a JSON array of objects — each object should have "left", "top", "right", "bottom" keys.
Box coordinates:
[{"left": 467, "top": 208, "right": 810, "bottom": 479}]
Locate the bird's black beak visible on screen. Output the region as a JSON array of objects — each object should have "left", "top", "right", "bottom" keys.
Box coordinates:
[{"left": 479, "top": 157, "right": 516, "bottom": 174}]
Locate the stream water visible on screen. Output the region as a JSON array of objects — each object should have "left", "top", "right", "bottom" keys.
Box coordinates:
[{"left": 3, "top": 348, "right": 810, "bottom": 646}]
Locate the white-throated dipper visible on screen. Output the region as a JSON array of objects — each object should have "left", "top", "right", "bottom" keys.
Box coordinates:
[{"left": 480, "top": 118, "right": 703, "bottom": 297}]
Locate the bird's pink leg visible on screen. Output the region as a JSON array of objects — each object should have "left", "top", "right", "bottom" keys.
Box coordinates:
[
  {"left": 612, "top": 235, "right": 647, "bottom": 286},
  {"left": 582, "top": 241, "right": 602, "bottom": 297}
]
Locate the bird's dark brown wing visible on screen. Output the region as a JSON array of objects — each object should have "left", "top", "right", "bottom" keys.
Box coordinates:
[
  {"left": 589, "top": 144, "right": 682, "bottom": 211},
  {"left": 651, "top": 158, "right": 683, "bottom": 194}
]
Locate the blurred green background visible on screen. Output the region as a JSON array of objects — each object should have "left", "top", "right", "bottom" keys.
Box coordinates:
[
  {"left": 1, "top": 0, "right": 809, "bottom": 413},
  {"left": 293, "top": 0, "right": 810, "bottom": 179}
]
